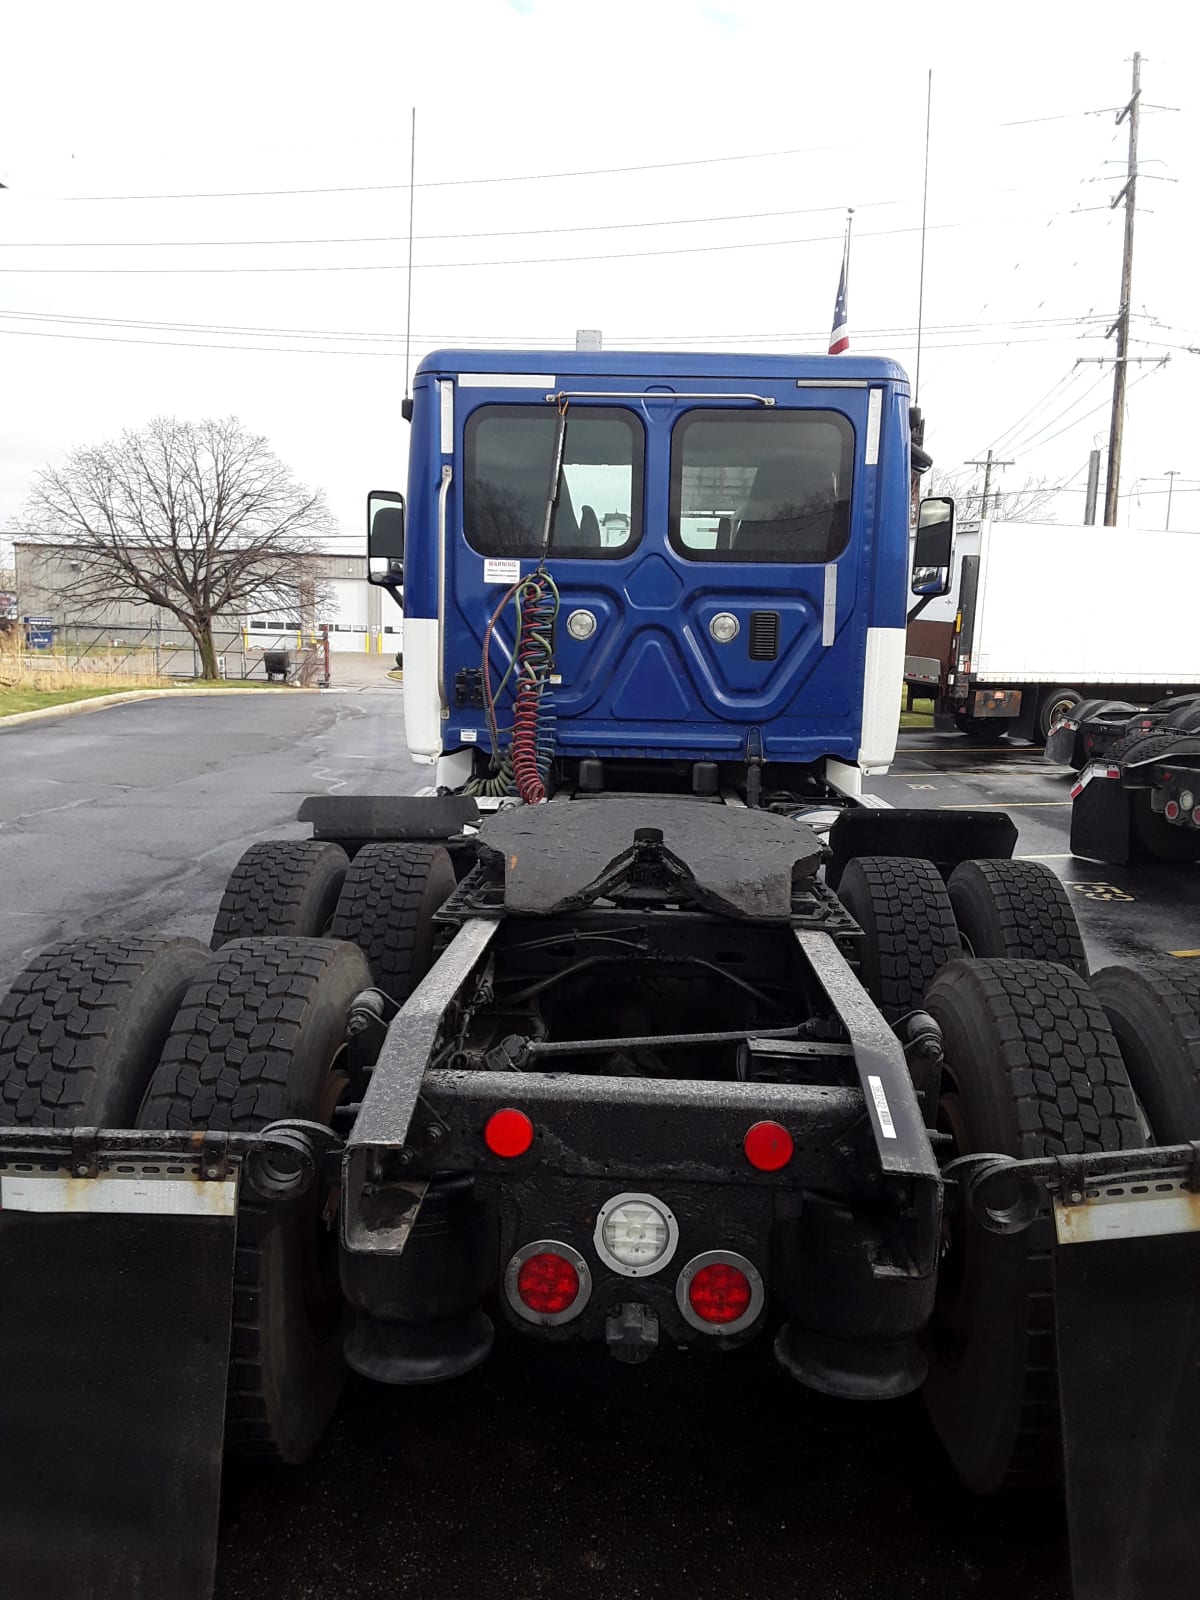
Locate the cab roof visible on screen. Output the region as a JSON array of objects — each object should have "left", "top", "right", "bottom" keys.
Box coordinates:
[{"left": 416, "top": 348, "right": 910, "bottom": 386}]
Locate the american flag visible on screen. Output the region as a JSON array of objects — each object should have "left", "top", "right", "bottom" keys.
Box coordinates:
[{"left": 828, "top": 222, "right": 850, "bottom": 354}]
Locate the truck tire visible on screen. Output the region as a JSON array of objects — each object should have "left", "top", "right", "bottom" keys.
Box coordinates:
[
  {"left": 947, "top": 860, "right": 1087, "bottom": 976},
  {"left": 139, "top": 937, "right": 372, "bottom": 1463},
  {"left": 0, "top": 936, "right": 207, "bottom": 1127},
  {"left": 1091, "top": 962, "right": 1200, "bottom": 1140},
  {"left": 329, "top": 842, "right": 456, "bottom": 1001},
  {"left": 953, "top": 713, "right": 998, "bottom": 739},
  {"left": 1037, "top": 688, "right": 1082, "bottom": 744},
  {"left": 838, "top": 856, "right": 963, "bottom": 1022},
  {"left": 923, "top": 959, "right": 1141, "bottom": 1493},
  {"left": 211, "top": 840, "right": 349, "bottom": 950}
]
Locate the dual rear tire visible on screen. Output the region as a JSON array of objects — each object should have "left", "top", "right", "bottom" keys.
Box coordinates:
[
  {"left": 1, "top": 839, "right": 459, "bottom": 1463},
  {"left": 214, "top": 838, "right": 456, "bottom": 1001},
  {"left": 841, "top": 854, "right": 1087, "bottom": 1023}
]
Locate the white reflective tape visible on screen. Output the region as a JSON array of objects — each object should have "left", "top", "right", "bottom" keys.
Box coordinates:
[
  {"left": 866, "top": 1075, "right": 897, "bottom": 1138},
  {"left": 0, "top": 1173, "right": 237, "bottom": 1217},
  {"left": 456, "top": 372, "right": 555, "bottom": 389},
  {"left": 864, "top": 388, "right": 882, "bottom": 465},
  {"left": 822, "top": 563, "right": 837, "bottom": 646},
  {"left": 439, "top": 379, "right": 454, "bottom": 453},
  {"left": 1055, "top": 1183, "right": 1200, "bottom": 1245}
]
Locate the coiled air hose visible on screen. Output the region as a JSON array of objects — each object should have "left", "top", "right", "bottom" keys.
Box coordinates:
[{"left": 467, "top": 566, "right": 560, "bottom": 803}]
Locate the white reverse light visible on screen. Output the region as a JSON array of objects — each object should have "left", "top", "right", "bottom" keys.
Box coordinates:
[
  {"left": 594, "top": 1191, "right": 679, "bottom": 1276},
  {"left": 709, "top": 612, "right": 739, "bottom": 644},
  {"left": 1180, "top": 789, "right": 1195, "bottom": 812}
]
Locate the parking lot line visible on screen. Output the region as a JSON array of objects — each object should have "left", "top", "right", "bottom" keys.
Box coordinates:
[
  {"left": 1169, "top": 949, "right": 1200, "bottom": 958},
  {"left": 942, "top": 801, "right": 1071, "bottom": 809}
]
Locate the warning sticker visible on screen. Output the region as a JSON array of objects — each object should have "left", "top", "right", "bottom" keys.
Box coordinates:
[
  {"left": 460, "top": 729, "right": 478, "bottom": 743},
  {"left": 866, "top": 1075, "right": 897, "bottom": 1139},
  {"left": 483, "top": 558, "right": 521, "bottom": 585}
]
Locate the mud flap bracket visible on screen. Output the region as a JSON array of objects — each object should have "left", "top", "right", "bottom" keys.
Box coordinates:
[{"left": 953, "top": 1145, "right": 1200, "bottom": 1600}]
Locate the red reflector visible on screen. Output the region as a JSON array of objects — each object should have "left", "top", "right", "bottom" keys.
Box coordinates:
[
  {"left": 743, "top": 1120, "right": 794, "bottom": 1172},
  {"left": 1165, "top": 800, "right": 1180, "bottom": 821},
  {"left": 516, "top": 1251, "right": 579, "bottom": 1315},
  {"left": 688, "top": 1262, "right": 753, "bottom": 1324},
  {"left": 484, "top": 1108, "right": 534, "bottom": 1158}
]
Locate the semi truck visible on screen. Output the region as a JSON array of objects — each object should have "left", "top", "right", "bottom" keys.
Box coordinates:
[
  {"left": 1, "top": 350, "right": 1198, "bottom": 1600},
  {"left": 907, "top": 517, "right": 1200, "bottom": 741}
]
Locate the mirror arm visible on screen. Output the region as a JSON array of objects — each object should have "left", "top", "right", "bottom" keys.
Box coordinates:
[{"left": 907, "top": 594, "right": 935, "bottom": 623}]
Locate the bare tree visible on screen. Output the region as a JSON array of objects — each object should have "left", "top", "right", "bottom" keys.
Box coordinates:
[
  {"left": 928, "top": 467, "right": 1061, "bottom": 524},
  {"left": 23, "top": 416, "right": 335, "bottom": 679}
]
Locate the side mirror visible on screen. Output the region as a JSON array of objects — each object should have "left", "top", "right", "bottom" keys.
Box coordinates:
[
  {"left": 911, "top": 496, "right": 954, "bottom": 597},
  {"left": 368, "top": 490, "right": 405, "bottom": 589}
]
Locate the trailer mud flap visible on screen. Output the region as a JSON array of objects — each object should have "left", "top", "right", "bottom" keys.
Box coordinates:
[
  {"left": 1055, "top": 1207, "right": 1200, "bottom": 1600},
  {"left": 1069, "top": 764, "right": 1129, "bottom": 864},
  {"left": 0, "top": 1172, "right": 237, "bottom": 1600}
]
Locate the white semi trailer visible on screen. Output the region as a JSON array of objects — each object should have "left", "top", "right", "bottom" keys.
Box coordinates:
[{"left": 907, "top": 518, "right": 1200, "bottom": 741}]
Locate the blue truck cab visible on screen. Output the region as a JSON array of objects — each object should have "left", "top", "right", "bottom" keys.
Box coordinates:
[{"left": 377, "top": 349, "right": 918, "bottom": 799}]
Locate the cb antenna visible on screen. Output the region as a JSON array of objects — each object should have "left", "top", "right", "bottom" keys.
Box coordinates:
[
  {"left": 915, "top": 69, "right": 932, "bottom": 403},
  {"left": 403, "top": 107, "right": 417, "bottom": 419}
]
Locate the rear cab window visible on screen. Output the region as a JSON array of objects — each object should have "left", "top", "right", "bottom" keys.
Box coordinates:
[
  {"left": 669, "top": 409, "right": 854, "bottom": 563},
  {"left": 463, "top": 405, "right": 645, "bottom": 560}
]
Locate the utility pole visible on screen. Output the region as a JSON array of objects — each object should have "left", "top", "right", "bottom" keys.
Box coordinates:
[
  {"left": 964, "top": 448, "right": 1013, "bottom": 521},
  {"left": 1084, "top": 449, "right": 1102, "bottom": 524},
  {"left": 1164, "top": 469, "right": 1179, "bottom": 530},
  {"left": 1104, "top": 52, "right": 1141, "bottom": 526}
]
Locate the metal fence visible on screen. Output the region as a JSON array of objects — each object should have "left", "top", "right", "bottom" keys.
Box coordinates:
[{"left": 10, "top": 619, "right": 325, "bottom": 685}]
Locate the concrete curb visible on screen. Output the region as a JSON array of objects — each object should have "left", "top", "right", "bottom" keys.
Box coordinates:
[{"left": 0, "top": 685, "right": 319, "bottom": 731}]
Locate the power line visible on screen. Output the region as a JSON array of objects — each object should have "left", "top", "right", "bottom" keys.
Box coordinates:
[
  {"left": 23, "top": 104, "right": 1127, "bottom": 205},
  {"left": 983, "top": 367, "right": 1084, "bottom": 455},
  {"left": 49, "top": 141, "right": 856, "bottom": 203},
  {"left": 0, "top": 306, "right": 1108, "bottom": 343},
  {"left": 1003, "top": 370, "right": 1112, "bottom": 455},
  {"left": 0, "top": 206, "right": 1110, "bottom": 276},
  {"left": 0, "top": 200, "right": 907, "bottom": 249},
  {"left": 1020, "top": 362, "right": 1168, "bottom": 455}
]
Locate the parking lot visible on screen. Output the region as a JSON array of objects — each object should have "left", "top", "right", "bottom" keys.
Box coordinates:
[{"left": 2, "top": 695, "right": 1196, "bottom": 1600}]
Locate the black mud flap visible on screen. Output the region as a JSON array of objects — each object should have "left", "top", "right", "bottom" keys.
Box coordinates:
[
  {"left": 0, "top": 1165, "right": 238, "bottom": 1600},
  {"left": 299, "top": 793, "right": 480, "bottom": 843},
  {"left": 1054, "top": 1188, "right": 1200, "bottom": 1600},
  {"left": 1069, "top": 764, "right": 1129, "bottom": 864}
]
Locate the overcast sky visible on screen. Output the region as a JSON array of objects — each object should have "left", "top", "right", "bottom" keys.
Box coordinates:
[{"left": 2, "top": 0, "right": 1197, "bottom": 560}]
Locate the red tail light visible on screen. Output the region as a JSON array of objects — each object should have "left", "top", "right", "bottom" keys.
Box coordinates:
[
  {"left": 517, "top": 1252, "right": 579, "bottom": 1314},
  {"left": 689, "top": 1262, "right": 752, "bottom": 1323},
  {"left": 675, "top": 1250, "right": 764, "bottom": 1335},
  {"left": 504, "top": 1240, "right": 592, "bottom": 1326}
]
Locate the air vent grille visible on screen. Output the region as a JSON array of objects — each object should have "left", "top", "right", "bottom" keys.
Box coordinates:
[{"left": 749, "top": 611, "right": 780, "bottom": 661}]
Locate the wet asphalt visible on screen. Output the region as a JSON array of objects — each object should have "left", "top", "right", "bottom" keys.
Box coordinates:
[{"left": 2, "top": 692, "right": 1197, "bottom": 1599}]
